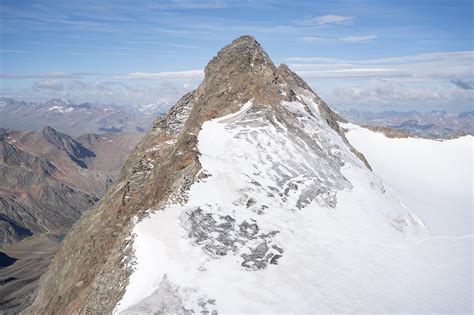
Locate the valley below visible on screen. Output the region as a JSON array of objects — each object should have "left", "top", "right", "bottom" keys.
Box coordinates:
[{"left": 0, "top": 126, "right": 141, "bottom": 313}]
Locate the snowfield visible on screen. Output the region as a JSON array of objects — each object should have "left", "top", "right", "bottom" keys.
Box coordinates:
[
  {"left": 344, "top": 123, "right": 473, "bottom": 237},
  {"left": 115, "top": 100, "right": 473, "bottom": 314}
]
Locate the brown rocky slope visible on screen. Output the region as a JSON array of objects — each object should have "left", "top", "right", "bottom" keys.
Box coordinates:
[{"left": 0, "top": 127, "right": 141, "bottom": 314}]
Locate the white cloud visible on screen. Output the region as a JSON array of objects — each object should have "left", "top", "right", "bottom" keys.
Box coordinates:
[
  {"left": 329, "top": 80, "right": 474, "bottom": 111},
  {"left": 163, "top": 1, "right": 226, "bottom": 9},
  {"left": 114, "top": 70, "right": 204, "bottom": 80},
  {"left": 74, "top": 79, "right": 199, "bottom": 105},
  {"left": 359, "top": 51, "right": 473, "bottom": 65},
  {"left": 0, "top": 72, "right": 101, "bottom": 79},
  {"left": 301, "top": 15, "right": 355, "bottom": 26},
  {"left": 288, "top": 62, "right": 402, "bottom": 79},
  {"left": 0, "top": 78, "right": 200, "bottom": 107},
  {"left": 340, "top": 35, "right": 378, "bottom": 43},
  {"left": 2, "top": 51, "right": 473, "bottom": 112},
  {"left": 285, "top": 57, "right": 339, "bottom": 63},
  {"left": 297, "top": 68, "right": 397, "bottom": 78},
  {"left": 33, "top": 79, "right": 64, "bottom": 91},
  {"left": 286, "top": 50, "right": 474, "bottom": 81},
  {"left": 285, "top": 50, "right": 474, "bottom": 111}
]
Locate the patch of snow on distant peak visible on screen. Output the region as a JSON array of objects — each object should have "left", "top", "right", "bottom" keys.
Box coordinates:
[{"left": 48, "top": 106, "right": 74, "bottom": 113}]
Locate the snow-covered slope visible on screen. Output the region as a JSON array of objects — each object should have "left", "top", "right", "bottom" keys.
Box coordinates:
[
  {"left": 344, "top": 123, "right": 473, "bottom": 237},
  {"left": 115, "top": 92, "right": 471, "bottom": 313}
]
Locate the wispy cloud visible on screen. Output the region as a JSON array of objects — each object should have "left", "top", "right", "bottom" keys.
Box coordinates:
[
  {"left": 331, "top": 80, "right": 474, "bottom": 111},
  {"left": 0, "top": 77, "right": 200, "bottom": 107},
  {"left": 296, "top": 68, "right": 397, "bottom": 79},
  {"left": 285, "top": 57, "right": 339, "bottom": 63},
  {"left": 298, "top": 36, "right": 324, "bottom": 43},
  {"left": 0, "top": 72, "right": 103, "bottom": 79},
  {"left": 34, "top": 79, "right": 64, "bottom": 91},
  {"left": 0, "top": 49, "right": 29, "bottom": 54},
  {"left": 153, "top": 1, "right": 227, "bottom": 10},
  {"left": 340, "top": 35, "right": 378, "bottom": 43},
  {"left": 1, "top": 70, "right": 206, "bottom": 81},
  {"left": 286, "top": 50, "right": 473, "bottom": 81},
  {"left": 114, "top": 70, "right": 204, "bottom": 80},
  {"left": 300, "top": 15, "right": 355, "bottom": 26},
  {"left": 284, "top": 50, "right": 474, "bottom": 111},
  {"left": 359, "top": 51, "right": 473, "bottom": 64}
]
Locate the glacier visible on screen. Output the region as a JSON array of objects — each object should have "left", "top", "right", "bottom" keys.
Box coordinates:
[{"left": 113, "top": 95, "right": 472, "bottom": 314}]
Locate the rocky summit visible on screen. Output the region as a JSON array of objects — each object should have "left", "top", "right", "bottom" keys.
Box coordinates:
[{"left": 26, "top": 36, "right": 452, "bottom": 314}]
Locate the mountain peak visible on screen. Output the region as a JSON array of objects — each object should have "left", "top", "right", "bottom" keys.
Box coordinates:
[
  {"left": 230, "top": 34, "right": 259, "bottom": 46},
  {"left": 42, "top": 125, "right": 58, "bottom": 135},
  {"left": 201, "top": 35, "right": 276, "bottom": 91},
  {"left": 27, "top": 35, "right": 376, "bottom": 314},
  {"left": 40, "top": 125, "right": 95, "bottom": 167},
  {"left": 194, "top": 35, "right": 285, "bottom": 115}
]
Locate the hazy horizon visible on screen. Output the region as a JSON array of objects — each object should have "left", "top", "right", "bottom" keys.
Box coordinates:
[{"left": 1, "top": 0, "right": 473, "bottom": 112}]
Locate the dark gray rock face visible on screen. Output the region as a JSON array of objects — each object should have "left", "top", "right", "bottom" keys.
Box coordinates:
[{"left": 182, "top": 208, "right": 282, "bottom": 270}]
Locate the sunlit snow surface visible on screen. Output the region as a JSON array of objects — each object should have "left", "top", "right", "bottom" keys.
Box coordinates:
[
  {"left": 344, "top": 123, "right": 473, "bottom": 237},
  {"left": 116, "top": 101, "right": 472, "bottom": 314}
]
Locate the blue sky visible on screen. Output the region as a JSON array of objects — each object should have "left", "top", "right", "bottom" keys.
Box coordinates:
[{"left": 1, "top": 0, "right": 473, "bottom": 112}]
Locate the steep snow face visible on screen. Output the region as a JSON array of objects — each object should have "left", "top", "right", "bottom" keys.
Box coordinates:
[
  {"left": 115, "top": 99, "right": 471, "bottom": 314},
  {"left": 344, "top": 123, "right": 473, "bottom": 237}
]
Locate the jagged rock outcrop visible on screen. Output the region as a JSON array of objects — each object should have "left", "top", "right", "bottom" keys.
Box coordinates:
[
  {"left": 27, "top": 36, "right": 415, "bottom": 314},
  {"left": 40, "top": 126, "right": 96, "bottom": 168}
]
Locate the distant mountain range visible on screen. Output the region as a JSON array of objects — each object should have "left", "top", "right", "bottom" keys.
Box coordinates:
[
  {"left": 4, "top": 98, "right": 469, "bottom": 140},
  {"left": 0, "top": 98, "right": 172, "bottom": 137},
  {"left": 339, "top": 109, "right": 474, "bottom": 138}
]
